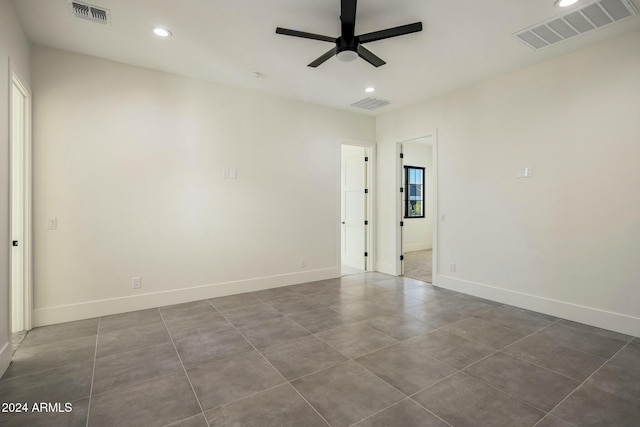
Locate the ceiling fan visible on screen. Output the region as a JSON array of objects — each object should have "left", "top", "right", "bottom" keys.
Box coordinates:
[{"left": 275, "top": 0, "right": 422, "bottom": 68}]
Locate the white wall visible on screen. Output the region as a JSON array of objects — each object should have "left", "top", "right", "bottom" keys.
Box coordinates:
[
  {"left": 402, "top": 140, "right": 433, "bottom": 252},
  {"left": 376, "top": 31, "right": 640, "bottom": 336},
  {"left": 31, "top": 46, "right": 374, "bottom": 326},
  {"left": 0, "top": 0, "right": 31, "bottom": 375}
]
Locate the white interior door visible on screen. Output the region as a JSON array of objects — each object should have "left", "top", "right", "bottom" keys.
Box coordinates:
[
  {"left": 341, "top": 145, "right": 366, "bottom": 270},
  {"left": 11, "top": 78, "right": 27, "bottom": 333}
]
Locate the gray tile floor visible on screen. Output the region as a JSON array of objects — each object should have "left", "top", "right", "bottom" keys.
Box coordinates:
[
  {"left": 1, "top": 272, "right": 639, "bottom": 426},
  {"left": 404, "top": 250, "right": 432, "bottom": 283}
]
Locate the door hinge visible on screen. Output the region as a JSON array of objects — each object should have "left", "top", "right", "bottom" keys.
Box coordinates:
[
  {"left": 364, "top": 156, "right": 368, "bottom": 162},
  {"left": 12, "top": 240, "right": 18, "bottom": 247},
  {"left": 364, "top": 252, "right": 368, "bottom": 257},
  {"left": 400, "top": 187, "right": 404, "bottom": 193},
  {"left": 364, "top": 188, "right": 369, "bottom": 194},
  {"left": 400, "top": 221, "right": 404, "bottom": 227},
  {"left": 400, "top": 255, "right": 404, "bottom": 261},
  {"left": 364, "top": 220, "right": 369, "bottom": 225},
  {"left": 400, "top": 153, "right": 404, "bottom": 159}
]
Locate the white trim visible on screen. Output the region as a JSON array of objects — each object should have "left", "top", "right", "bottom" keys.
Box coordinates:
[
  {"left": 436, "top": 275, "right": 640, "bottom": 337},
  {"left": 33, "top": 267, "right": 339, "bottom": 327},
  {"left": 396, "top": 143, "right": 403, "bottom": 276},
  {"left": 0, "top": 342, "right": 11, "bottom": 377},
  {"left": 339, "top": 138, "right": 376, "bottom": 272},
  {"left": 431, "top": 130, "right": 439, "bottom": 285},
  {"left": 395, "top": 131, "right": 439, "bottom": 280},
  {"left": 9, "top": 69, "right": 33, "bottom": 333}
]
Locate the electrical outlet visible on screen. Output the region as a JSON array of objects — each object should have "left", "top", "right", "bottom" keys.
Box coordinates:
[
  {"left": 223, "top": 169, "right": 230, "bottom": 179},
  {"left": 300, "top": 258, "right": 306, "bottom": 268},
  {"left": 440, "top": 213, "right": 446, "bottom": 222},
  {"left": 449, "top": 263, "right": 456, "bottom": 273},
  {"left": 132, "top": 277, "right": 141, "bottom": 289}
]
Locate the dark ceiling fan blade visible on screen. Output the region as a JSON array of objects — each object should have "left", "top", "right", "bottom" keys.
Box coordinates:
[
  {"left": 308, "top": 47, "right": 337, "bottom": 67},
  {"left": 276, "top": 27, "right": 335, "bottom": 43},
  {"left": 341, "top": 0, "right": 357, "bottom": 39},
  {"left": 358, "top": 22, "right": 423, "bottom": 44},
  {"left": 357, "top": 45, "right": 386, "bottom": 67}
]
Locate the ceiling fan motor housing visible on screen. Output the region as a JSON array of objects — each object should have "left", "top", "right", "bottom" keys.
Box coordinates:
[{"left": 337, "top": 36, "right": 358, "bottom": 52}]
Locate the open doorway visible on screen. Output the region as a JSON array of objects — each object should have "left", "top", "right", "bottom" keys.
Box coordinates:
[
  {"left": 10, "top": 73, "right": 32, "bottom": 351},
  {"left": 400, "top": 137, "right": 435, "bottom": 283},
  {"left": 340, "top": 143, "right": 371, "bottom": 276}
]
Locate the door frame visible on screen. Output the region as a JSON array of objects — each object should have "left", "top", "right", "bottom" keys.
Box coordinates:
[
  {"left": 9, "top": 69, "right": 33, "bottom": 332},
  {"left": 395, "top": 131, "right": 438, "bottom": 283},
  {"left": 339, "top": 139, "right": 376, "bottom": 272}
]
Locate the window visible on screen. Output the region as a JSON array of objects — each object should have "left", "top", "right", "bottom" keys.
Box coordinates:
[{"left": 404, "top": 166, "right": 425, "bottom": 218}]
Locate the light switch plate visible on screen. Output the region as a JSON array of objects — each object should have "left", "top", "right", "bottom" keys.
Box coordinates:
[
  {"left": 47, "top": 218, "right": 57, "bottom": 230},
  {"left": 517, "top": 167, "right": 533, "bottom": 178}
]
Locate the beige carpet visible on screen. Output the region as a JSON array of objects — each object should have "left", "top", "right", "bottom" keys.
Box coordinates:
[{"left": 404, "top": 249, "right": 432, "bottom": 283}]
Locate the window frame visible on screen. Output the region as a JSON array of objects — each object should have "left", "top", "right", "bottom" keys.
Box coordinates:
[{"left": 404, "top": 165, "right": 425, "bottom": 219}]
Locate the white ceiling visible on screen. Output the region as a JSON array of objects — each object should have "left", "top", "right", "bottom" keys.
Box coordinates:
[{"left": 12, "top": 0, "right": 640, "bottom": 115}]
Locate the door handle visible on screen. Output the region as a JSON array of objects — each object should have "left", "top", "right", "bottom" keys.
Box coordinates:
[{"left": 341, "top": 221, "right": 345, "bottom": 224}]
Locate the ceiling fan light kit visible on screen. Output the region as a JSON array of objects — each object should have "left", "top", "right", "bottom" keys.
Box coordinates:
[
  {"left": 275, "top": 0, "right": 422, "bottom": 68},
  {"left": 337, "top": 50, "right": 358, "bottom": 62}
]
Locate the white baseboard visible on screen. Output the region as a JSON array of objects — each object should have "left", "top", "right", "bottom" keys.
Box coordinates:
[
  {"left": 33, "top": 267, "right": 339, "bottom": 327},
  {"left": 0, "top": 341, "right": 11, "bottom": 377},
  {"left": 436, "top": 275, "right": 640, "bottom": 337},
  {"left": 403, "top": 242, "right": 432, "bottom": 252}
]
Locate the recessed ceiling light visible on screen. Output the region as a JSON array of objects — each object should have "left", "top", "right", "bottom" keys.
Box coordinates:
[
  {"left": 153, "top": 27, "right": 172, "bottom": 37},
  {"left": 556, "top": 0, "right": 579, "bottom": 7},
  {"left": 365, "top": 87, "right": 375, "bottom": 93}
]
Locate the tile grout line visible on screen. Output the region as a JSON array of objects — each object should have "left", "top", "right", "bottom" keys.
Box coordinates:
[
  {"left": 403, "top": 320, "right": 566, "bottom": 423},
  {"left": 460, "top": 309, "right": 633, "bottom": 366},
  {"left": 1, "top": 330, "right": 102, "bottom": 382},
  {"left": 11, "top": 275, "right": 634, "bottom": 426},
  {"left": 88, "top": 352, "right": 197, "bottom": 399},
  {"left": 527, "top": 325, "right": 634, "bottom": 360},
  {"left": 447, "top": 319, "right": 561, "bottom": 370},
  {"left": 497, "top": 347, "right": 596, "bottom": 383},
  {"left": 532, "top": 339, "right": 634, "bottom": 427},
  {"left": 554, "top": 320, "right": 635, "bottom": 344},
  {"left": 157, "top": 308, "right": 212, "bottom": 427},
  {"left": 205, "top": 300, "right": 333, "bottom": 427},
  {"left": 0, "top": 356, "right": 96, "bottom": 382},
  {"left": 262, "top": 296, "right": 463, "bottom": 426},
  {"left": 349, "top": 397, "right": 453, "bottom": 427},
  {"left": 85, "top": 317, "right": 100, "bottom": 427},
  {"left": 495, "top": 321, "right": 636, "bottom": 378},
  {"left": 194, "top": 382, "right": 288, "bottom": 417},
  {"left": 160, "top": 412, "right": 210, "bottom": 427}
]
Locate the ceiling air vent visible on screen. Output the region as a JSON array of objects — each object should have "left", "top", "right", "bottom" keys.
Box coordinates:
[
  {"left": 351, "top": 97, "right": 390, "bottom": 111},
  {"left": 514, "top": 0, "right": 638, "bottom": 49},
  {"left": 70, "top": 1, "right": 111, "bottom": 25}
]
